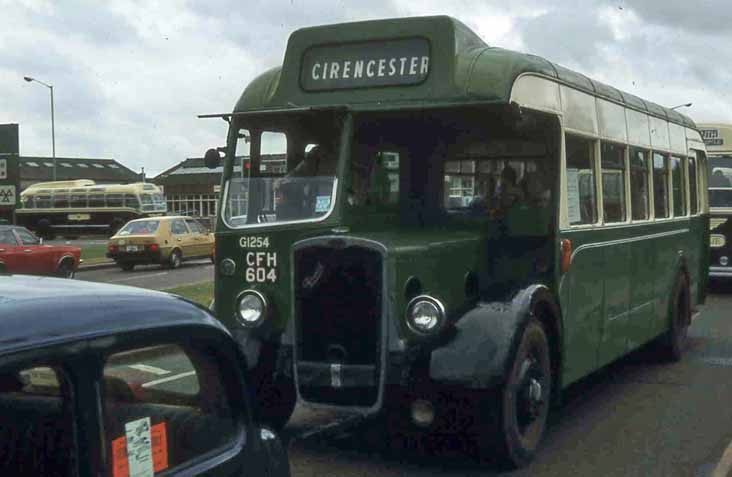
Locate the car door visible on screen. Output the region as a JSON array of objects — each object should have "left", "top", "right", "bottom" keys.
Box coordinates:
[
  {"left": 170, "top": 218, "right": 194, "bottom": 258},
  {"left": 13, "top": 227, "right": 53, "bottom": 274},
  {"left": 184, "top": 219, "right": 209, "bottom": 257},
  {"left": 0, "top": 229, "right": 21, "bottom": 272}
]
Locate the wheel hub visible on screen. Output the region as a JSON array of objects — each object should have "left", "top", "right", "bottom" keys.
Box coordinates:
[{"left": 516, "top": 357, "right": 546, "bottom": 430}]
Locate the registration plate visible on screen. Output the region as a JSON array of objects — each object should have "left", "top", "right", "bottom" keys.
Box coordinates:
[
  {"left": 126, "top": 245, "right": 139, "bottom": 252},
  {"left": 68, "top": 213, "right": 90, "bottom": 221},
  {"left": 711, "top": 234, "right": 726, "bottom": 248}
]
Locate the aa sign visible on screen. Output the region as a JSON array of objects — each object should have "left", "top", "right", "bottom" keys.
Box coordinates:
[
  {"left": 0, "top": 185, "right": 16, "bottom": 206},
  {"left": 0, "top": 159, "right": 6, "bottom": 180}
]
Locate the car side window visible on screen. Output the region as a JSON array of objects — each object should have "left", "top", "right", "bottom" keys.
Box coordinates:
[
  {"left": 170, "top": 220, "right": 189, "bottom": 235},
  {"left": 0, "top": 230, "right": 17, "bottom": 245},
  {"left": 15, "top": 229, "right": 40, "bottom": 245},
  {"left": 185, "top": 219, "right": 202, "bottom": 234},
  {"left": 102, "top": 344, "right": 238, "bottom": 476},
  {"left": 0, "top": 365, "right": 76, "bottom": 475}
]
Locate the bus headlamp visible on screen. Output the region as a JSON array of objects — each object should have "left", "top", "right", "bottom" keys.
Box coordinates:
[
  {"left": 406, "top": 295, "right": 446, "bottom": 335},
  {"left": 236, "top": 290, "right": 267, "bottom": 327}
]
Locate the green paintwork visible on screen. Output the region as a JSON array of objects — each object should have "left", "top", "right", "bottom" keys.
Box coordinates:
[
  {"left": 232, "top": 16, "right": 693, "bottom": 128},
  {"left": 559, "top": 216, "right": 707, "bottom": 385}
]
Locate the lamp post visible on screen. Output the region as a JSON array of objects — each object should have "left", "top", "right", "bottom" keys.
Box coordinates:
[
  {"left": 670, "top": 102, "right": 692, "bottom": 110},
  {"left": 23, "top": 76, "right": 56, "bottom": 181}
]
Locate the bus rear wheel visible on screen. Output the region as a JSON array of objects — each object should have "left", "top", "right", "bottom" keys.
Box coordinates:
[
  {"left": 658, "top": 274, "right": 691, "bottom": 362},
  {"left": 475, "top": 318, "right": 552, "bottom": 469}
]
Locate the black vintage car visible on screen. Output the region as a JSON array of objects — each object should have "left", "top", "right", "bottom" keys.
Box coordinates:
[{"left": 0, "top": 275, "right": 289, "bottom": 477}]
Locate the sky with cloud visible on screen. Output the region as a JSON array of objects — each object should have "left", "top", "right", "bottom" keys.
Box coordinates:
[{"left": 2, "top": 0, "right": 731, "bottom": 176}]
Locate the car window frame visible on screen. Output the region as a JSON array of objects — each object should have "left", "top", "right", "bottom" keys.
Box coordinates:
[
  {"left": 93, "top": 330, "right": 252, "bottom": 476},
  {"left": 14, "top": 228, "right": 41, "bottom": 245},
  {"left": 170, "top": 219, "right": 190, "bottom": 236},
  {"left": 0, "top": 229, "right": 19, "bottom": 246}
]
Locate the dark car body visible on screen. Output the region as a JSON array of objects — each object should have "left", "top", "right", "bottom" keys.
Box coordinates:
[
  {"left": 0, "top": 275, "right": 289, "bottom": 477},
  {"left": 0, "top": 225, "right": 81, "bottom": 277}
]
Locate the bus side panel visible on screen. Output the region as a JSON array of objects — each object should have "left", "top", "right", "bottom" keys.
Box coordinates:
[
  {"left": 649, "top": 224, "right": 690, "bottom": 339},
  {"left": 558, "top": 230, "right": 604, "bottom": 386},
  {"left": 627, "top": 226, "right": 658, "bottom": 350}
]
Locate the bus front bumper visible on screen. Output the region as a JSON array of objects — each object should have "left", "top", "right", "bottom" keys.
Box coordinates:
[{"left": 710, "top": 266, "right": 732, "bottom": 278}]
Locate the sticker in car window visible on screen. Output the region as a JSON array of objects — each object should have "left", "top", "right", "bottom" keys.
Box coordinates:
[{"left": 112, "top": 417, "right": 172, "bottom": 477}]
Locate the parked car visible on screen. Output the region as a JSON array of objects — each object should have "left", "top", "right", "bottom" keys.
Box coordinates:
[
  {"left": 107, "top": 216, "right": 214, "bottom": 271},
  {"left": 0, "top": 225, "right": 81, "bottom": 278},
  {"left": 0, "top": 275, "right": 290, "bottom": 477}
]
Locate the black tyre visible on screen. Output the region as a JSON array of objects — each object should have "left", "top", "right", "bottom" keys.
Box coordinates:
[
  {"left": 168, "top": 249, "right": 182, "bottom": 269},
  {"left": 119, "top": 262, "right": 135, "bottom": 272},
  {"left": 252, "top": 374, "right": 296, "bottom": 431},
  {"left": 476, "top": 318, "right": 552, "bottom": 469},
  {"left": 658, "top": 274, "right": 691, "bottom": 362},
  {"left": 56, "top": 260, "right": 76, "bottom": 279}
]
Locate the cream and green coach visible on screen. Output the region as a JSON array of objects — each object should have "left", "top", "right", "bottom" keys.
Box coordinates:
[{"left": 698, "top": 123, "right": 732, "bottom": 278}]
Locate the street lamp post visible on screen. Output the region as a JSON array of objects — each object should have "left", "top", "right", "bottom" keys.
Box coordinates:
[
  {"left": 670, "top": 102, "right": 692, "bottom": 110},
  {"left": 23, "top": 76, "right": 56, "bottom": 181}
]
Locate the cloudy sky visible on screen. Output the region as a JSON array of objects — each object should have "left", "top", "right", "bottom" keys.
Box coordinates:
[{"left": 2, "top": 0, "right": 731, "bottom": 176}]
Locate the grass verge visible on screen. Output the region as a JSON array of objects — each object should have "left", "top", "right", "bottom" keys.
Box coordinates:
[
  {"left": 81, "top": 244, "right": 111, "bottom": 265},
  {"left": 163, "top": 281, "right": 214, "bottom": 306}
]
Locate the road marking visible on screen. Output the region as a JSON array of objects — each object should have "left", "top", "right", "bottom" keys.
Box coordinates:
[
  {"left": 128, "top": 364, "right": 170, "bottom": 375},
  {"left": 115, "top": 271, "right": 168, "bottom": 282},
  {"left": 141, "top": 371, "right": 196, "bottom": 388},
  {"left": 713, "top": 437, "right": 732, "bottom": 477},
  {"left": 699, "top": 357, "right": 732, "bottom": 367}
]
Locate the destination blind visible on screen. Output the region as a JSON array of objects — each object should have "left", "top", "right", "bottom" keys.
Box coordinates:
[{"left": 301, "top": 38, "right": 430, "bottom": 91}]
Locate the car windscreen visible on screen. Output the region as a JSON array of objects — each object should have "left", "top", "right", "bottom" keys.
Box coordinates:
[{"left": 117, "top": 220, "right": 160, "bottom": 235}]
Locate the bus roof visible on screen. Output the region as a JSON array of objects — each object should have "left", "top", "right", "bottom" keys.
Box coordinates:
[
  {"left": 227, "top": 16, "right": 695, "bottom": 129},
  {"left": 21, "top": 181, "right": 161, "bottom": 196}
]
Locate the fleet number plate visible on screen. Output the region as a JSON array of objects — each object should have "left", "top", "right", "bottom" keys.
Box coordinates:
[{"left": 711, "top": 234, "right": 726, "bottom": 248}]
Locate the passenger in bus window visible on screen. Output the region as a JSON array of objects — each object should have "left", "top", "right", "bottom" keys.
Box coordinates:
[
  {"left": 288, "top": 145, "right": 336, "bottom": 177},
  {"left": 494, "top": 165, "right": 525, "bottom": 213}
]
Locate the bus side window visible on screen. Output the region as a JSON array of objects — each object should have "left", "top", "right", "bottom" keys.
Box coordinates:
[
  {"left": 124, "top": 194, "right": 140, "bottom": 209},
  {"left": 689, "top": 156, "right": 698, "bottom": 214},
  {"left": 670, "top": 156, "right": 686, "bottom": 217},
  {"left": 653, "top": 153, "right": 670, "bottom": 218},
  {"left": 565, "top": 135, "right": 597, "bottom": 225},
  {"left": 629, "top": 148, "right": 650, "bottom": 220},
  {"left": 601, "top": 142, "right": 627, "bottom": 223}
]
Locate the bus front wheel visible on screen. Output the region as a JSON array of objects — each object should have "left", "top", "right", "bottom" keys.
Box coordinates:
[{"left": 475, "top": 318, "right": 552, "bottom": 469}]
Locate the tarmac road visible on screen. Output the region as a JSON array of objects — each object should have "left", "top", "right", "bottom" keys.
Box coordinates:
[{"left": 77, "top": 259, "right": 213, "bottom": 290}]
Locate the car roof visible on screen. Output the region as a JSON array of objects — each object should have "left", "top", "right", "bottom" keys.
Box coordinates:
[
  {"left": 0, "top": 275, "right": 225, "bottom": 356},
  {"left": 127, "top": 216, "right": 190, "bottom": 223}
]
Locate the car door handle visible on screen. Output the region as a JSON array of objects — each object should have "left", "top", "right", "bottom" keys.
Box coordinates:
[
  {"left": 23, "top": 249, "right": 32, "bottom": 253},
  {"left": 0, "top": 248, "right": 5, "bottom": 253},
  {"left": 177, "top": 238, "right": 182, "bottom": 242}
]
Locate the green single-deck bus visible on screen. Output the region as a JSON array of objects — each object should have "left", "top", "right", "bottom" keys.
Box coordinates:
[
  {"left": 202, "top": 16, "right": 709, "bottom": 468},
  {"left": 697, "top": 123, "right": 732, "bottom": 278}
]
